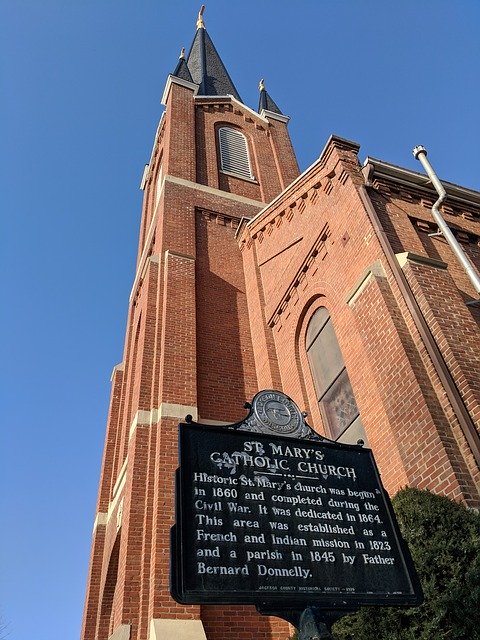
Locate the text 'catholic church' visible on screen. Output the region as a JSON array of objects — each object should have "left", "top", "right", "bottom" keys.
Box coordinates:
[{"left": 81, "top": 8, "right": 480, "bottom": 640}]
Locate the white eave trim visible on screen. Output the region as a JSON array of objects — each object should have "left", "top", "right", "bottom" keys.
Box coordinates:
[
  {"left": 92, "top": 512, "right": 107, "bottom": 534},
  {"left": 260, "top": 109, "right": 290, "bottom": 124},
  {"left": 140, "top": 164, "right": 149, "bottom": 190},
  {"left": 110, "top": 362, "right": 125, "bottom": 382},
  {"left": 161, "top": 74, "right": 199, "bottom": 106}
]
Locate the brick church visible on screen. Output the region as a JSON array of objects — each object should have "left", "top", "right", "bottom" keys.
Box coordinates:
[{"left": 81, "top": 9, "right": 480, "bottom": 640}]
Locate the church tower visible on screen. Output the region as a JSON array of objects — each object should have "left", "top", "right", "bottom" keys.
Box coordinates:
[{"left": 81, "top": 9, "right": 298, "bottom": 640}]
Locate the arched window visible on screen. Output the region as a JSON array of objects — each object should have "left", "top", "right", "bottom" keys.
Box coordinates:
[
  {"left": 218, "top": 127, "right": 254, "bottom": 180},
  {"left": 306, "top": 307, "right": 366, "bottom": 444}
]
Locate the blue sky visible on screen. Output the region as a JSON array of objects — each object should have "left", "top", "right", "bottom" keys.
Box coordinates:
[{"left": 2, "top": 1, "right": 480, "bottom": 638}]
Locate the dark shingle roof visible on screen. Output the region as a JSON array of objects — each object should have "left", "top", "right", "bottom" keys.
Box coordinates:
[
  {"left": 172, "top": 51, "right": 194, "bottom": 84},
  {"left": 171, "top": 14, "right": 242, "bottom": 101},
  {"left": 258, "top": 81, "right": 283, "bottom": 115},
  {"left": 186, "top": 27, "right": 242, "bottom": 100}
]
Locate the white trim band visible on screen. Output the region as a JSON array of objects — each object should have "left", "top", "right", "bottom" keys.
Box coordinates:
[{"left": 92, "top": 512, "right": 107, "bottom": 534}]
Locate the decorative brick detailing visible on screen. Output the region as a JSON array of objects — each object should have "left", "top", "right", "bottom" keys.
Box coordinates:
[
  {"left": 241, "top": 130, "right": 480, "bottom": 508},
  {"left": 267, "top": 224, "right": 331, "bottom": 328}
]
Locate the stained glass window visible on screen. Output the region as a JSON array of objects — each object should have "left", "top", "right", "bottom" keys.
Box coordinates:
[{"left": 306, "top": 308, "right": 366, "bottom": 443}]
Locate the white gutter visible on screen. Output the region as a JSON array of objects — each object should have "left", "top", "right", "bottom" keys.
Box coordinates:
[{"left": 413, "top": 145, "right": 480, "bottom": 296}]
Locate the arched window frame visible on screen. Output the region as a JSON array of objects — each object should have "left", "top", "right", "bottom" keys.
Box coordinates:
[
  {"left": 304, "top": 306, "right": 366, "bottom": 444},
  {"left": 218, "top": 126, "right": 255, "bottom": 181}
]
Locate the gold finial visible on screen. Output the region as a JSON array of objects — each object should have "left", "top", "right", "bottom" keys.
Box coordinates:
[
  {"left": 179, "top": 47, "right": 185, "bottom": 59},
  {"left": 259, "top": 78, "right": 265, "bottom": 92},
  {"left": 196, "top": 5, "right": 205, "bottom": 29}
]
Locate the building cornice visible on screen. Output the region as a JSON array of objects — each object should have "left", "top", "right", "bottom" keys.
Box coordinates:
[
  {"left": 246, "top": 135, "right": 360, "bottom": 232},
  {"left": 363, "top": 157, "right": 480, "bottom": 208},
  {"left": 195, "top": 95, "right": 269, "bottom": 126}
]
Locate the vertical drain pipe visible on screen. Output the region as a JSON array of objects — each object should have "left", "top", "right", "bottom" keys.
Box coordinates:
[{"left": 413, "top": 145, "right": 480, "bottom": 296}]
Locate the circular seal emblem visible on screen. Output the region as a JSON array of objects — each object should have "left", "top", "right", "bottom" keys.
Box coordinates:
[{"left": 252, "top": 390, "right": 303, "bottom": 435}]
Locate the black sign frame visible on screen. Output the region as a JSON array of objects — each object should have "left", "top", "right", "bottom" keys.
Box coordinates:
[{"left": 171, "top": 422, "right": 422, "bottom": 610}]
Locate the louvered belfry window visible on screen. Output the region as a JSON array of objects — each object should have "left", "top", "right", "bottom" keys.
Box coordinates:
[{"left": 218, "top": 127, "right": 254, "bottom": 180}]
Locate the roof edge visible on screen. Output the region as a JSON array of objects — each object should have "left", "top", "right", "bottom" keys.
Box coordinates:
[
  {"left": 363, "top": 157, "right": 480, "bottom": 207},
  {"left": 247, "top": 135, "right": 361, "bottom": 230},
  {"left": 161, "top": 75, "right": 198, "bottom": 106},
  {"left": 260, "top": 109, "right": 290, "bottom": 124}
]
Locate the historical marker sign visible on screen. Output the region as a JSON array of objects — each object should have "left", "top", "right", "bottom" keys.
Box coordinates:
[{"left": 171, "top": 422, "right": 422, "bottom": 608}]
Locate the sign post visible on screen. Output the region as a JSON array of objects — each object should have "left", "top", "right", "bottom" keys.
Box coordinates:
[{"left": 171, "top": 391, "right": 422, "bottom": 637}]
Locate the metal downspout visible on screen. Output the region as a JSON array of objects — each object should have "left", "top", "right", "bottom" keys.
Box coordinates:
[{"left": 413, "top": 145, "right": 480, "bottom": 296}]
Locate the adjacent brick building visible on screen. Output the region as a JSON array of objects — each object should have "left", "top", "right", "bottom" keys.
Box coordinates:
[{"left": 81, "top": 10, "right": 480, "bottom": 640}]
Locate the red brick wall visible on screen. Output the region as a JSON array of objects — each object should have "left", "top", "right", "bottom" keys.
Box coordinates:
[
  {"left": 195, "top": 210, "right": 258, "bottom": 421},
  {"left": 201, "top": 606, "right": 289, "bottom": 640},
  {"left": 82, "top": 76, "right": 299, "bottom": 640},
  {"left": 194, "top": 98, "right": 298, "bottom": 203},
  {"left": 239, "top": 136, "right": 480, "bottom": 507}
]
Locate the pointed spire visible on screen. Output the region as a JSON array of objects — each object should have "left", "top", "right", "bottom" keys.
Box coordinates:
[
  {"left": 258, "top": 79, "right": 284, "bottom": 115},
  {"left": 184, "top": 6, "right": 242, "bottom": 100},
  {"left": 172, "top": 46, "right": 194, "bottom": 83}
]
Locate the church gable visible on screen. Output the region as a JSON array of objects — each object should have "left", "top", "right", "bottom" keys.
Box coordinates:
[{"left": 245, "top": 137, "right": 366, "bottom": 327}]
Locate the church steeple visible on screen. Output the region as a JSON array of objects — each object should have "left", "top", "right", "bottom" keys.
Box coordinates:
[
  {"left": 258, "top": 78, "right": 284, "bottom": 116},
  {"left": 160, "top": 7, "right": 298, "bottom": 199},
  {"left": 172, "top": 47, "right": 194, "bottom": 83},
  {"left": 171, "top": 5, "right": 242, "bottom": 101}
]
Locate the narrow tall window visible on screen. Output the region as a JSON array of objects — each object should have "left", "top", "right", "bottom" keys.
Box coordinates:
[
  {"left": 218, "top": 127, "right": 254, "bottom": 180},
  {"left": 306, "top": 308, "right": 366, "bottom": 444}
]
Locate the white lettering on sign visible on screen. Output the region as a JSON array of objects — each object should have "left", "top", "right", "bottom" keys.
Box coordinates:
[{"left": 181, "top": 427, "right": 408, "bottom": 601}]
